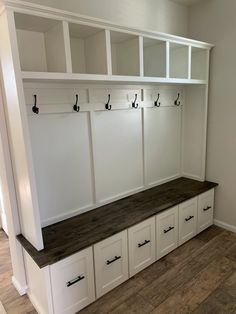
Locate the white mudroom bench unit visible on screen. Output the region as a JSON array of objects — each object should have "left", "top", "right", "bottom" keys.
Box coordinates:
[{"left": 0, "top": 1, "right": 218, "bottom": 313}]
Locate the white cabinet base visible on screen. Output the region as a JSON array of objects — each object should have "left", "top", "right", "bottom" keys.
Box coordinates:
[
  {"left": 179, "top": 197, "right": 198, "bottom": 245},
  {"left": 197, "top": 189, "right": 214, "bottom": 233},
  {"left": 156, "top": 206, "right": 179, "bottom": 259},
  {"left": 94, "top": 231, "right": 128, "bottom": 298},
  {"left": 50, "top": 247, "right": 95, "bottom": 314},
  {"left": 128, "top": 217, "right": 156, "bottom": 277}
]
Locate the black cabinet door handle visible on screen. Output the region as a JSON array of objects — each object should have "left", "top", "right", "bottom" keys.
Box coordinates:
[
  {"left": 106, "top": 255, "right": 121, "bottom": 265},
  {"left": 185, "top": 215, "right": 194, "bottom": 222},
  {"left": 138, "top": 239, "right": 151, "bottom": 248},
  {"left": 203, "top": 206, "right": 212, "bottom": 211},
  {"left": 164, "top": 226, "right": 175, "bottom": 234},
  {"left": 67, "top": 275, "right": 85, "bottom": 287}
]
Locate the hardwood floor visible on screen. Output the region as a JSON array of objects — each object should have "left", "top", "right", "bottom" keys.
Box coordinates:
[
  {"left": 1, "top": 226, "right": 236, "bottom": 313},
  {"left": 81, "top": 226, "right": 236, "bottom": 314},
  {"left": 0, "top": 231, "right": 36, "bottom": 314}
]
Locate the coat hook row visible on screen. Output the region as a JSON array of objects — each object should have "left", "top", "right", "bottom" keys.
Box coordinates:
[
  {"left": 174, "top": 93, "right": 181, "bottom": 106},
  {"left": 132, "top": 94, "right": 138, "bottom": 109},
  {"left": 105, "top": 94, "right": 111, "bottom": 110},
  {"left": 32, "top": 94, "right": 81, "bottom": 114},
  {"left": 154, "top": 93, "right": 161, "bottom": 107}
]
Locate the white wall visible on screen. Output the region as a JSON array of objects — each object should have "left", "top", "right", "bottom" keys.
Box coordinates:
[
  {"left": 189, "top": 0, "right": 236, "bottom": 230},
  {"left": 21, "top": 0, "right": 188, "bottom": 36}
]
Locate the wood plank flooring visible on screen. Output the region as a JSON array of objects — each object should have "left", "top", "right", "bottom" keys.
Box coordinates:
[
  {"left": 1, "top": 225, "right": 236, "bottom": 313},
  {"left": 0, "top": 231, "right": 36, "bottom": 314}
]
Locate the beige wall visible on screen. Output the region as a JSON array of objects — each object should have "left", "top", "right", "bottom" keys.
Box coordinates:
[
  {"left": 21, "top": 0, "right": 188, "bottom": 36},
  {"left": 189, "top": 0, "right": 236, "bottom": 230}
]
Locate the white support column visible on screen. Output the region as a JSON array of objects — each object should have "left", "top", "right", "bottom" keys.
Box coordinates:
[{"left": 0, "top": 72, "right": 27, "bottom": 295}]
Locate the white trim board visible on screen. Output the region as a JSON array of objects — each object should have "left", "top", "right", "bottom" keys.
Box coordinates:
[{"left": 214, "top": 219, "right": 236, "bottom": 234}]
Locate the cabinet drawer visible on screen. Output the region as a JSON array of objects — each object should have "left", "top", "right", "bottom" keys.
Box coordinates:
[
  {"left": 94, "top": 231, "right": 128, "bottom": 298},
  {"left": 197, "top": 189, "right": 214, "bottom": 233},
  {"left": 128, "top": 217, "right": 155, "bottom": 277},
  {"left": 156, "top": 206, "right": 179, "bottom": 259},
  {"left": 179, "top": 197, "right": 198, "bottom": 245},
  {"left": 50, "top": 247, "right": 95, "bottom": 314}
]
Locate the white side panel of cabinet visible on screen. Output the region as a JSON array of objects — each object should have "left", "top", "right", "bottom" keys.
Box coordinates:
[
  {"left": 93, "top": 109, "right": 144, "bottom": 203},
  {"left": 28, "top": 112, "right": 94, "bottom": 225},
  {"left": 182, "top": 86, "right": 207, "bottom": 181},
  {"left": 144, "top": 106, "right": 181, "bottom": 186}
]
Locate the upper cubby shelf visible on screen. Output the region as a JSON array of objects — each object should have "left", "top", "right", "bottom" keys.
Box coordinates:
[
  {"left": 69, "top": 23, "right": 108, "bottom": 75},
  {"left": 12, "top": 8, "right": 212, "bottom": 85},
  {"left": 110, "top": 31, "right": 140, "bottom": 76},
  {"left": 15, "top": 13, "right": 67, "bottom": 73},
  {"left": 143, "top": 38, "right": 166, "bottom": 78}
]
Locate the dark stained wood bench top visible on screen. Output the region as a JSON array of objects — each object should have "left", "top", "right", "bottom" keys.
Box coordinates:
[{"left": 17, "top": 177, "right": 218, "bottom": 268}]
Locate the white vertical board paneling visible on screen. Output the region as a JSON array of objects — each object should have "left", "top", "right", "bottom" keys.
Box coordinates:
[
  {"left": 28, "top": 113, "right": 94, "bottom": 225},
  {"left": 144, "top": 106, "right": 181, "bottom": 186},
  {"left": 93, "top": 109, "right": 143, "bottom": 203},
  {"left": 182, "top": 86, "right": 206, "bottom": 181}
]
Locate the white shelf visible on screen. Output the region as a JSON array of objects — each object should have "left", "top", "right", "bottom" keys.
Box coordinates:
[
  {"left": 21, "top": 71, "right": 207, "bottom": 85},
  {"left": 169, "top": 43, "right": 189, "bottom": 79},
  {"left": 191, "top": 47, "right": 208, "bottom": 80},
  {"left": 15, "top": 12, "right": 67, "bottom": 73},
  {"left": 143, "top": 38, "right": 166, "bottom": 78},
  {"left": 110, "top": 31, "right": 140, "bottom": 76},
  {"left": 69, "top": 23, "right": 108, "bottom": 75}
]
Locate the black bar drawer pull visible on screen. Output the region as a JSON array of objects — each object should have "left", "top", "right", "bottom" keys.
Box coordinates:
[
  {"left": 203, "top": 206, "right": 212, "bottom": 212},
  {"left": 106, "top": 255, "right": 121, "bottom": 265},
  {"left": 185, "top": 215, "right": 194, "bottom": 222},
  {"left": 138, "top": 239, "right": 151, "bottom": 248},
  {"left": 164, "top": 226, "right": 174, "bottom": 234},
  {"left": 67, "top": 275, "right": 85, "bottom": 287}
]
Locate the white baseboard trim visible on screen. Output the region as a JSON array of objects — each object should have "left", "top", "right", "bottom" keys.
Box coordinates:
[
  {"left": 214, "top": 219, "right": 236, "bottom": 234},
  {"left": 12, "top": 276, "right": 27, "bottom": 296}
]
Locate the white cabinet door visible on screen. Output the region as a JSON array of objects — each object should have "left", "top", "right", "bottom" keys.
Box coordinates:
[
  {"left": 156, "top": 206, "right": 179, "bottom": 259},
  {"left": 93, "top": 109, "right": 143, "bottom": 203},
  {"left": 144, "top": 106, "right": 181, "bottom": 187},
  {"left": 128, "top": 217, "right": 155, "bottom": 277},
  {"left": 197, "top": 189, "right": 214, "bottom": 233},
  {"left": 94, "top": 230, "right": 128, "bottom": 298},
  {"left": 179, "top": 197, "right": 198, "bottom": 245},
  {"left": 50, "top": 247, "right": 95, "bottom": 314}
]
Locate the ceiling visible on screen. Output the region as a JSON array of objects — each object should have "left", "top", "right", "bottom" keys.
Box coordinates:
[{"left": 171, "top": 0, "right": 204, "bottom": 6}]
